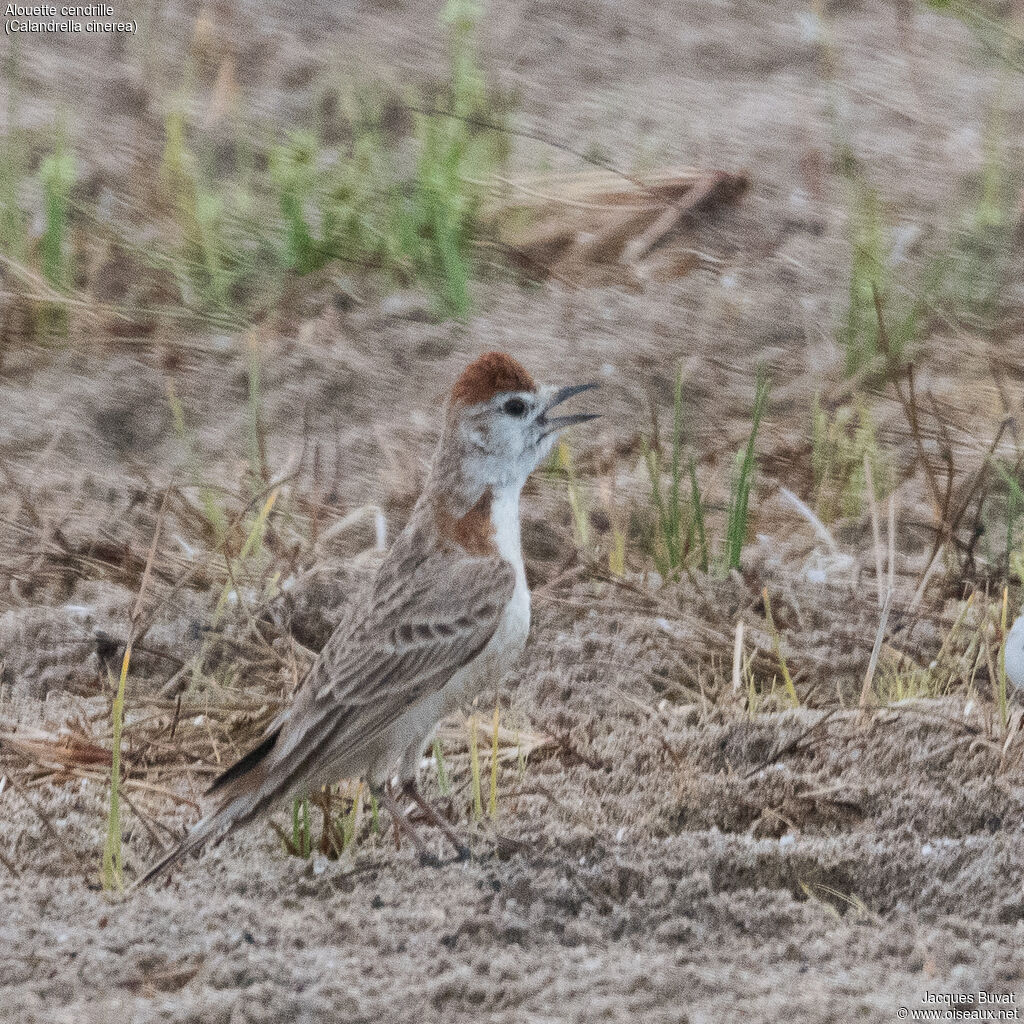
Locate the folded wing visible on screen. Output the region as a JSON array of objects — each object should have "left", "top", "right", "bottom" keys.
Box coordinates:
[{"left": 139, "top": 550, "right": 514, "bottom": 884}]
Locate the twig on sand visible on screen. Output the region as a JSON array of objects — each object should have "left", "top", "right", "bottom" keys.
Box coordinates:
[
  {"left": 864, "top": 454, "right": 885, "bottom": 609},
  {"left": 859, "top": 591, "right": 894, "bottom": 712},
  {"left": 745, "top": 708, "right": 838, "bottom": 779}
]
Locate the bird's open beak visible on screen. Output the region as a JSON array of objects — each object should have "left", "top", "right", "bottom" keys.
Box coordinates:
[{"left": 541, "top": 381, "right": 600, "bottom": 434}]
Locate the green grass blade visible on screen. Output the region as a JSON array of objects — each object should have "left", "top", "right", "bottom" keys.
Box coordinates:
[
  {"left": 488, "top": 704, "right": 499, "bottom": 820},
  {"left": 725, "top": 369, "right": 770, "bottom": 571},
  {"left": 688, "top": 455, "right": 708, "bottom": 573},
  {"left": 102, "top": 645, "right": 131, "bottom": 891},
  {"left": 469, "top": 715, "right": 483, "bottom": 821},
  {"left": 433, "top": 737, "right": 451, "bottom": 796}
]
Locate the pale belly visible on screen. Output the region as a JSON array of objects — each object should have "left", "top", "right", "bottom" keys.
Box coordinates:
[{"left": 369, "top": 579, "right": 531, "bottom": 785}]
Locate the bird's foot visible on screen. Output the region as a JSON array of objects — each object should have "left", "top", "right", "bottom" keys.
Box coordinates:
[
  {"left": 375, "top": 783, "right": 434, "bottom": 863},
  {"left": 400, "top": 781, "right": 472, "bottom": 861}
]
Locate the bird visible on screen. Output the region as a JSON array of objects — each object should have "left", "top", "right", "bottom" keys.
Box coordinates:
[{"left": 140, "top": 352, "right": 598, "bottom": 882}]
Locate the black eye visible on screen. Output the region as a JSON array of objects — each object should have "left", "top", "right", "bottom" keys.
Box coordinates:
[{"left": 502, "top": 397, "right": 528, "bottom": 417}]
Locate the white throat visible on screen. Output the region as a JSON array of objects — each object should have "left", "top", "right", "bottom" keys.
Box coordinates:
[{"left": 490, "top": 484, "right": 525, "bottom": 582}]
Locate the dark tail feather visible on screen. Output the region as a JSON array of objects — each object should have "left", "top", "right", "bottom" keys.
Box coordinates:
[
  {"left": 136, "top": 729, "right": 282, "bottom": 886},
  {"left": 206, "top": 727, "right": 281, "bottom": 796},
  {"left": 136, "top": 797, "right": 248, "bottom": 886}
]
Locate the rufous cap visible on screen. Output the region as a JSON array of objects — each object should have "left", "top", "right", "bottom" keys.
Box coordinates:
[{"left": 449, "top": 352, "right": 536, "bottom": 406}]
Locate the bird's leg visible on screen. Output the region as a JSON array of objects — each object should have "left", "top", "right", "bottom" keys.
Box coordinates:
[
  {"left": 400, "top": 780, "right": 471, "bottom": 861},
  {"left": 373, "top": 782, "right": 439, "bottom": 866}
]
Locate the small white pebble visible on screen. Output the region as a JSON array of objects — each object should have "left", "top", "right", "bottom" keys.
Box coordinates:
[
  {"left": 779, "top": 834, "right": 795, "bottom": 848},
  {"left": 964, "top": 700, "right": 975, "bottom": 717},
  {"left": 193, "top": 715, "right": 205, "bottom": 727},
  {"left": 647, "top": 571, "right": 663, "bottom": 590},
  {"left": 312, "top": 853, "right": 328, "bottom": 876},
  {"left": 656, "top": 617, "right": 672, "bottom": 633},
  {"left": 601, "top": 363, "right": 615, "bottom": 377},
  {"left": 921, "top": 843, "right": 934, "bottom": 857}
]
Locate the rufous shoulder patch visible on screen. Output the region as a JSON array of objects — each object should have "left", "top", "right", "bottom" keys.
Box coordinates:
[
  {"left": 434, "top": 489, "right": 496, "bottom": 556},
  {"left": 450, "top": 352, "right": 536, "bottom": 406}
]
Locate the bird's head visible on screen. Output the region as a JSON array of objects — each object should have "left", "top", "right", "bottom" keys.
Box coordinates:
[{"left": 441, "top": 352, "right": 599, "bottom": 493}]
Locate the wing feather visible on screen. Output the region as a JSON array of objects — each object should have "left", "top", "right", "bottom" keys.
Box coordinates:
[{"left": 249, "top": 550, "right": 516, "bottom": 794}]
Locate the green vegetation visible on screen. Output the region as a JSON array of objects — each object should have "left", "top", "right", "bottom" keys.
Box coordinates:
[
  {"left": 642, "top": 366, "right": 768, "bottom": 579},
  {"left": 2, "top": 0, "right": 504, "bottom": 341},
  {"left": 0, "top": 111, "right": 77, "bottom": 335},
  {"left": 840, "top": 181, "right": 926, "bottom": 376},
  {"left": 937, "top": 92, "right": 1017, "bottom": 331},
  {"left": 38, "top": 134, "right": 76, "bottom": 292},
  {"left": 433, "top": 738, "right": 452, "bottom": 796},
  {"left": 101, "top": 645, "right": 131, "bottom": 892},
  {"left": 277, "top": 786, "right": 365, "bottom": 861},
  {"left": 997, "top": 588, "right": 1010, "bottom": 733},
  {"left": 555, "top": 439, "right": 592, "bottom": 550},
  {"left": 291, "top": 796, "right": 312, "bottom": 859},
  {"left": 469, "top": 714, "right": 484, "bottom": 821},
  {"left": 400, "top": 0, "right": 503, "bottom": 316},
  {"left": 873, "top": 595, "right": 981, "bottom": 706},
  {"left": 642, "top": 367, "right": 706, "bottom": 578},
  {"left": 0, "top": 39, "right": 27, "bottom": 262},
  {"left": 724, "top": 369, "right": 770, "bottom": 571},
  {"left": 267, "top": 114, "right": 398, "bottom": 280},
  {"left": 488, "top": 704, "right": 500, "bottom": 820},
  {"left": 167, "top": 380, "right": 231, "bottom": 544},
  {"left": 643, "top": 368, "right": 688, "bottom": 577},
  {"left": 157, "top": 109, "right": 265, "bottom": 323},
  {"left": 811, "top": 397, "right": 891, "bottom": 523},
  {"left": 151, "top": 0, "right": 501, "bottom": 324},
  {"left": 761, "top": 588, "right": 799, "bottom": 708},
  {"left": 839, "top": 83, "right": 1016, "bottom": 375},
  {"left": 985, "top": 461, "right": 1024, "bottom": 582}
]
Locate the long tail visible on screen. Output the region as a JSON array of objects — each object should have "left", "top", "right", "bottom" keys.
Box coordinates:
[{"left": 136, "top": 727, "right": 283, "bottom": 886}]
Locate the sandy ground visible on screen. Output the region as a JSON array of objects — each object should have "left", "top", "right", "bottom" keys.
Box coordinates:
[{"left": 3, "top": 0, "right": 1024, "bottom": 1021}]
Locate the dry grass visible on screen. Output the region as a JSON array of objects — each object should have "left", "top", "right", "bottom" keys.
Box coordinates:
[
  {"left": 3, "top": 271, "right": 1024, "bottom": 874},
  {"left": 2, "top": 0, "right": 1024, "bottom": 886}
]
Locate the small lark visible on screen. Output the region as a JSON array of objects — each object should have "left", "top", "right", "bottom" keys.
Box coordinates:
[{"left": 142, "top": 352, "right": 597, "bottom": 880}]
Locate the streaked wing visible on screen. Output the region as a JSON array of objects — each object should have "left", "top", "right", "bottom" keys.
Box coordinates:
[
  {"left": 144, "top": 529, "right": 517, "bottom": 883},
  {"left": 258, "top": 550, "right": 516, "bottom": 784}
]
